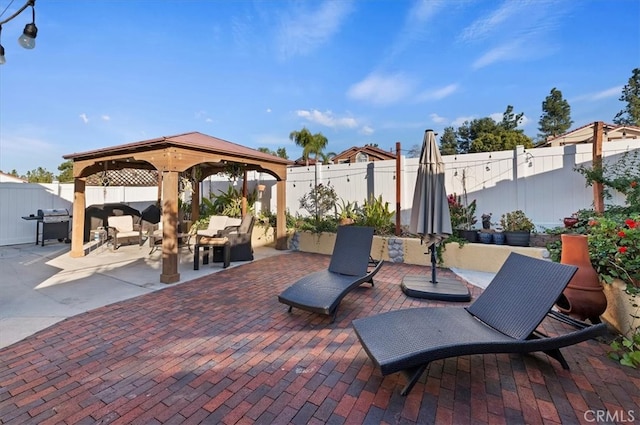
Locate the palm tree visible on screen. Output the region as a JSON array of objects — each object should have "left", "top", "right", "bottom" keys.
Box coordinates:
[
  {"left": 320, "top": 151, "right": 337, "bottom": 164},
  {"left": 289, "top": 128, "right": 328, "bottom": 165}
]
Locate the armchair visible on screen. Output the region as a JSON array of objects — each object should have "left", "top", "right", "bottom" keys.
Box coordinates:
[
  {"left": 216, "top": 215, "right": 255, "bottom": 261},
  {"left": 106, "top": 215, "right": 143, "bottom": 249}
]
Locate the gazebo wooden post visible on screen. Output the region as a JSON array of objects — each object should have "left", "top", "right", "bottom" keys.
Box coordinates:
[
  {"left": 70, "top": 177, "right": 87, "bottom": 258},
  {"left": 242, "top": 170, "right": 248, "bottom": 217},
  {"left": 160, "top": 170, "right": 180, "bottom": 284},
  {"left": 275, "top": 180, "right": 287, "bottom": 249},
  {"left": 592, "top": 121, "right": 605, "bottom": 214},
  {"left": 395, "top": 141, "right": 401, "bottom": 236},
  {"left": 191, "top": 179, "right": 200, "bottom": 223}
]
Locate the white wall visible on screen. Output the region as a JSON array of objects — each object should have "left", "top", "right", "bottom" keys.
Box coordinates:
[{"left": 2, "top": 140, "right": 638, "bottom": 246}]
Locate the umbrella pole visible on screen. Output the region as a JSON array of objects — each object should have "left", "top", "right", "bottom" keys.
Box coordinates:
[{"left": 430, "top": 244, "right": 437, "bottom": 284}]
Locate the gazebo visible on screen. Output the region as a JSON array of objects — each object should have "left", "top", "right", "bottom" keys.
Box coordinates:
[{"left": 63, "top": 131, "right": 292, "bottom": 283}]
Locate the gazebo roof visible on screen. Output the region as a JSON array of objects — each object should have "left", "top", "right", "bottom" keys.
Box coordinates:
[
  {"left": 63, "top": 131, "right": 293, "bottom": 181},
  {"left": 64, "top": 131, "right": 291, "bottom": 165}
]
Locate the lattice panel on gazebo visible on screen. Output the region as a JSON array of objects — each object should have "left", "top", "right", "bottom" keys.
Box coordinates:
[{"left": 86, "top": 169, "right": 159, "bottom": 186}]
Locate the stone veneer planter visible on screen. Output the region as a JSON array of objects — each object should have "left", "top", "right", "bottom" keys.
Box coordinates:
[
  {"left": 291, "top": 231, "right": 547, "bottom": 273},
  {"left": 601, "top": 279, "right": 640, "bottom": 340}
]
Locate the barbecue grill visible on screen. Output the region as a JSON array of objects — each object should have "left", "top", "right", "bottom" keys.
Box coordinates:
[{"left": 21, "top": 209, "right": 71, "bottom": 246}]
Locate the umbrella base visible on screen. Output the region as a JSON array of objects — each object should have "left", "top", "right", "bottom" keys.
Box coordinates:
[{"left": 401, "top": 274, "right": 471, "bottom": 302}]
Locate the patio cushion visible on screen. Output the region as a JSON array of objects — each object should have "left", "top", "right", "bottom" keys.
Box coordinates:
[
  {"left": 197, "top": 215, "right": 241, "bottom": 237},
  {"left": 108, "top": 215, "right": 135, "bottom": 232}
]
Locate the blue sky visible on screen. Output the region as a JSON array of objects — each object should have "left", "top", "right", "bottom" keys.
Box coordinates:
[{"left": 0, "top": 0, "right": 638, "bottom": 176}]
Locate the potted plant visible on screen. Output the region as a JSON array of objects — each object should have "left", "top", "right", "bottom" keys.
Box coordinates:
[
  {"left": 337, "top": 199, "right": 358, "bottom": 226},
  {"left": 563, "top": 212, "right": 579, "bottom": 229},
  {"left": 481, "top": 213, "right": 492, "bottom": 230},
  {"left": 500, "top": 210, "right": 534, "bottom": 246},
  {"left": 448, "top": 194, "right": 478, "bottom": 242}
]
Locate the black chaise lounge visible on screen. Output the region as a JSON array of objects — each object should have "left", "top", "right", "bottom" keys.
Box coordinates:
[
  {"left": 352, "top": 253, "right": 608, "bottom": 396},
  {"left": 278, "top": 226, "right": 383, "bottom": 323}
]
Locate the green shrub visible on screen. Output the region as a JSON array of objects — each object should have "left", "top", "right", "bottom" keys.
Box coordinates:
[{"left": 500, "top": 210, "right": 534, "bottom": 232}]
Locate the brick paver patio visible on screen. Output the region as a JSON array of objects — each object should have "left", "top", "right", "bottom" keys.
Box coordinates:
[{"left": 1, "top": 252, "right": 638, "bottom": 424}]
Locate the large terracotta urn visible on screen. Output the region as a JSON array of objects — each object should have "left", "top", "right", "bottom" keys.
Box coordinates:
[{"left": 555, "top": 234, "right": 607, "bottom": 322}]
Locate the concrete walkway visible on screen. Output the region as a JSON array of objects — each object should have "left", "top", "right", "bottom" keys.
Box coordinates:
[{"left": 0, "top": 241, "right": 286, "bottom": 349}]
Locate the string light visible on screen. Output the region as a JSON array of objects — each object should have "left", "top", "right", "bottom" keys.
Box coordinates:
[{"left": 0, "top": 0, "right": 38, "bottom": 65}]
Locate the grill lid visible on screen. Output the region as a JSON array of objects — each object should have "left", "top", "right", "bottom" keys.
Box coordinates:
[{"left": 38, "top": 209, "right": 70, "bottom": 223}]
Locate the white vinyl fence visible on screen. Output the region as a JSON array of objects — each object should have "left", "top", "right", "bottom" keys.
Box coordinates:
[{"left": 2, "top": 139, "right": 639, "bottom": 246}]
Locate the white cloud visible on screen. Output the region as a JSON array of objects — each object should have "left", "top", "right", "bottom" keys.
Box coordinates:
[
  {"left": 472, "top": 40, "right": 524, "bottom": 69},
  {"left": 295, "top": 109, "right": 358, "bottom": 129},
  {"left": 461, "top": 1, "right": 570, "bottom": 69},
  {"left": 459, "top": 2, "right": 523, "bottom": 42},
  {"left": 590, "top": 86, "right": 622, "bottom": 100},
  {"left": 79, "top": 113, "right": 89, "bottom": 124},
  {"left": 452, "top": 116, "right": 474, "bottom": 127},
  {"left": 276, "top": 0, "right": 354, "bottom": 59},
  {"left": 430, "top": 113, "right": 447, "bottom": 124},
  {"left": 347, "top": 73, "right": 415, "bottom": 105},
  {"left": 385, "top": 0, "right": 445, "bottom": 60},
  {"left": 195, "top": 110, "right": 214, "bottom": 123},
  {"left": 266, "top": 108, "right": 272, "bottom": 113},
  {"left": 417, "top": 84, "right": 459, "bottom": 102},
  {"left": 101, "top": 115, "right": 110, "bottom": 121},
  {"left": 359, "top": 125, "right": 374, "bottom": 136}
]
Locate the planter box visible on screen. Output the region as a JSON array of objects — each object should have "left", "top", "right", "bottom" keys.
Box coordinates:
[
  {"left": 252, "top": 225, "right": 296, "bottom": 248},
  {"left": 602, "top": 279, "right": 640, "bottom": 339},
  {"left": 293, "top": 231, "right": 547, "bottom": 273}
]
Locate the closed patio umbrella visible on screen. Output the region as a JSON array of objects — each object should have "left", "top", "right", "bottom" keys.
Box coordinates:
[{"left": 402, "top": 129, "right": 470, "bottom": 301}]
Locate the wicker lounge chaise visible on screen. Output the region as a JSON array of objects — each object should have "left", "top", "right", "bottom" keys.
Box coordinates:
[
  {"left": 352, "top": 253, "right": 608, "bottom": 396},
  {"left": 278, "top": 226, "right": 383, "bottom": 323}
]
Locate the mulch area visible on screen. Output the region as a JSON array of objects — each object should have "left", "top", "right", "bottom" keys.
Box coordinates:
[{"left": 0, "top": 252, "right": 638, "bottom": 424}]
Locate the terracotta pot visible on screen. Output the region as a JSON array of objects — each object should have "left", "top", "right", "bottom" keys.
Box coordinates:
[{"left": 555, "top": 234, "right": 607, "bottom": 322}]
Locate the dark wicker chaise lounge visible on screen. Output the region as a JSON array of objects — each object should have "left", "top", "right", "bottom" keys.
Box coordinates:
[
  {"left": 352, "top": 253, "right": 608, "bottom": 396},
  {"left": 278, "top": 226, "right": 383, "bottom": 323}
]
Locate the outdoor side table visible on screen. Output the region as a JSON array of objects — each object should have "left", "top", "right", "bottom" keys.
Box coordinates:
[
  {"left": 92, "top": 227, "right": 109, "bottom": 252},
  {"left": 194, "top": 237, "right": 230, "bottom": 270}
]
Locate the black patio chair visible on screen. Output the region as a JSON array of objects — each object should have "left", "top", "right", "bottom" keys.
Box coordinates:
[
  {"left": 278, "top": 225, "right": 383, "bottom": 323},
  {"left": 352, "top": 253, "right": 608, "bottom": 396},
  {"left": 216, "top": 214, "right": 255, "bottom": 262}
]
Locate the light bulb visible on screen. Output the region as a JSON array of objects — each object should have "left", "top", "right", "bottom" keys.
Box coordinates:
[
  {"left": 0, "top": 45, "right": 5, "bottom": 65},
  {"left": 18, "top": 23, "right": 37, "bottom": 49}
]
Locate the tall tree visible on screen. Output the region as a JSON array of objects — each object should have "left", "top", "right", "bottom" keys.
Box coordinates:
[
  {"left": 439, "top": 126, "right": 458, "bottom": 155},
  {"left": 25, "top": 167, "right": 54, "bottom": 183},
  {"left": 500, "top": 105, "right": 524, "bottom": 131},
  {"left": 257, "top": 146, "right": 289, "bottom": 159},
  {"left": 289, "top": 127, "right": 327, "bottom": 165},
  {"left": 457, "top": 106, "right": 533, "bottom": 153},
  {"left": 57, "top": 160, "right": 74, "bottom": 182},
  {"left": 613, "top": 68, "right": 640, "bottom": 126},
  {"left": 538, "top": 88, "right": 573, "bottom": 142}
]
